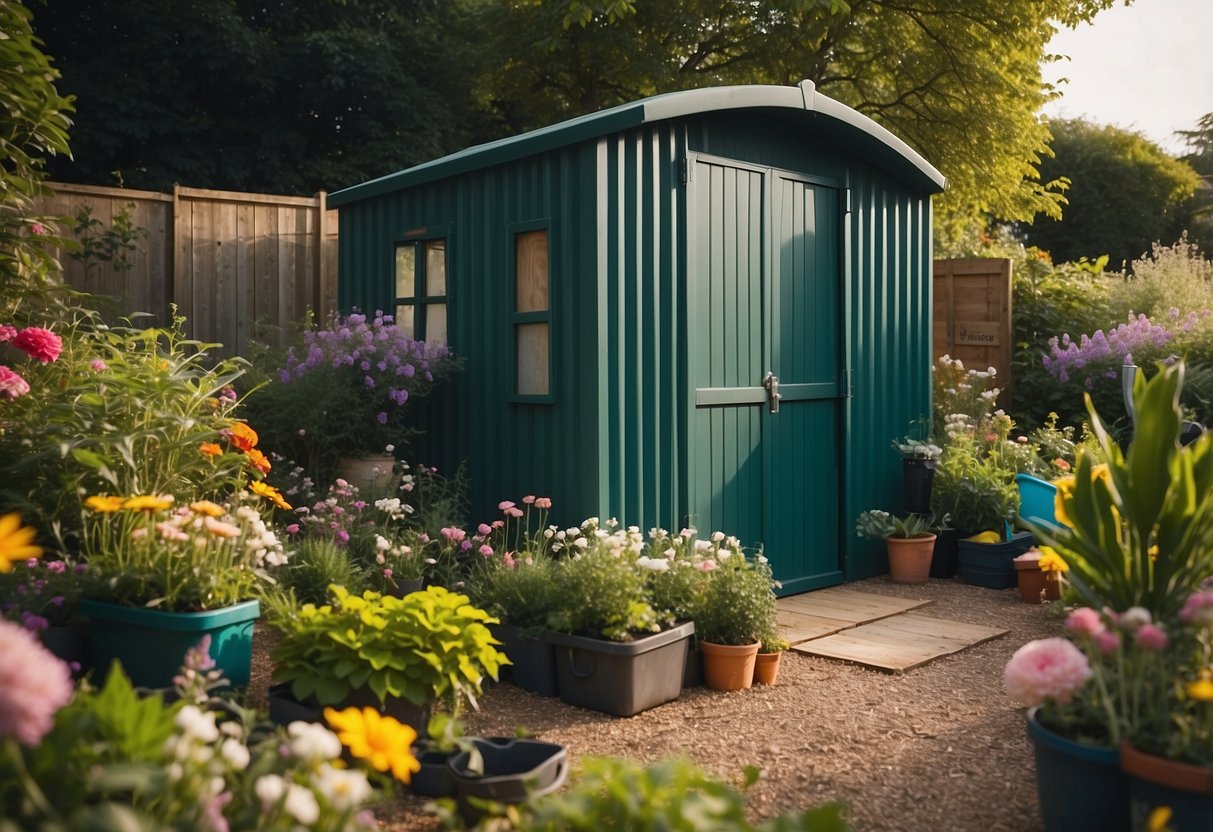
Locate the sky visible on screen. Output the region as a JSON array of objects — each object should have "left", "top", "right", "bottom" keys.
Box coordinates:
[{"left": 1041, "top": 0, "right": 1213, "bottom": 156}]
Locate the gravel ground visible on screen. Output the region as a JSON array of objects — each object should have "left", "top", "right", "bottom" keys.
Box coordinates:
[{"left": 249, "top": 576, "right": 1064, "bottom": 832}]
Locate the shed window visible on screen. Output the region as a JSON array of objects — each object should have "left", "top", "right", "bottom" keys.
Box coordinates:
[
  {"left": 395, "top": 237, "right": 447, "bottom": 345},
  {"left": 512, "top": 227, "right": 551, "bottom": 399}
]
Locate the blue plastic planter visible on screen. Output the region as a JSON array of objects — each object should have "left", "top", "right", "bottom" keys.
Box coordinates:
[
  {"left": 80, "top": 597, "right": 260, "bottom": 689},
  {"left": 1016, "top": 474, "right": 1068, "bottom": 532},
  {"left": 1026, "top": 707, "right": 1128, "bottom": 832},
  {"left": 958, "top": 531, "right": 1034, "bottom": 588}
]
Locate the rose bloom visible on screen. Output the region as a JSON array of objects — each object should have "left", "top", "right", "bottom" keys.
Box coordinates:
[
  {"left": 12, "top": 327, "right": 62, "bottom": 363},
  {"left": 1004, "top": 637, "right": 1093, "bottom": 706}
]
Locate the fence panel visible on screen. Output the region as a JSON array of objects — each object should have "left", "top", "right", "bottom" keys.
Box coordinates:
[
  {"left": 933, "top": 258, "right": 1014, "bottom": 402},
  {"left": 36, "top": 182, "right": 339, "bottom": 356}
]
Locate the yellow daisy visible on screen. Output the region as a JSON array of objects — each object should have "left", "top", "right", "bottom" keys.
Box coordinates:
[
  {"left": 84, "top": 494, "right": 127, "bottom": 513},
  {"left": 324, "top": 706, "right": 420, "bottom": 783},
  {"left": 249, "top": 480, "right": 292, "bottom": 511},
  {"left": 189, "top": 500, "right": 226, "bottom": 517},
  {"left": 123, "top": 494, "right": 175, "bottom": 512},
  {"left": 0, "top": 512, "right": 41, "bottom": 572}
]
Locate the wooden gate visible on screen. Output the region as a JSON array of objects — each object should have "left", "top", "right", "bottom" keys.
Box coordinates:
[{"left": 932, "top": 258, "right": 1013, "bottom": 400}]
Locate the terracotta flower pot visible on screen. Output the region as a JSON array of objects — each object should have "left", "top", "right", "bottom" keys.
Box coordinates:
[
  {"left": 886, "top": 535, "right": 936, "bottom": 584},
  {"left": 1014, "top": 559, "right": 1060, "bottom": 604},
  {"left": 1120, "top": 741, "right": 1213, "bottom": 831},
  {"left": 699, "top": 640, "right": 760, "bottom": 691},
  {"left": 336, "top": 454, "right": 396, "bottom": 492},
  {"left": 752, "top": 651, "right": 783, "bottom": 685}
]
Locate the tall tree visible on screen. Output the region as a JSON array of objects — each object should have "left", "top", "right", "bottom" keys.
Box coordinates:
[
  {"left": 35, "top": 0, "right": 488, "bottom": 194},
  {"left": 466, "top": 0, "right": 1123, "bottom": 242},
  {"left": 1018, "top": 118, "right": 1199, "bottom": 267},
  {"left": 1177, "top": 112, "right": 1213, "bottom": 250}
]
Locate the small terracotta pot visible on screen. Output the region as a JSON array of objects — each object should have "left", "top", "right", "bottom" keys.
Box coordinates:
[
  {"left": 886, "top": 535, "right": 936, "bottom": 584},
  {"left": 1014, "top": 559, "right": 1061, "bottom": 603},
  {"left": 752, "top": 651, "right": 783, "bottom": 685},
  {"left": 699, "top": 640, "right": 760, "bottom": 691}
]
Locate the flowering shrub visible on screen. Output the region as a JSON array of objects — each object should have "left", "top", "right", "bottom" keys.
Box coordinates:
[
  {"left": 81, "top": 492, "right": 288, "bottom": 610},
  {"left": 0, "top": 555, "right": 89, "bottom": 631},
  {"left": 244, "top": 310, "right": 460, "bottom": 480},
  {"left": 0, "top": 322, "right": 61, "bottom": 399},
  {"left": 0, "top": 636, "right": 384, "bottom": 830},
  {"left": 1043, "top": 312, "right": 1175, "bottom": 389},
  {"left": 932, "top": 355, "right": 1000, "bottom": 439}
]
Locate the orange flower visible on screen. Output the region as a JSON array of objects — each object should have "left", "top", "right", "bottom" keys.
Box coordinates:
[
  {"left": 85, "top": 495, "right": 126, "bottom": 513},
  {"left": 250, "top": 480, "right": 292, "bottom": 511},
  {"left": 123, "top": 495, "right": 175, "bottom": 512},
  {"left": 228, "top": 422, "right": 259, "bottom": 452},
  {"left": 199, "top": 442, "right": 223, "bottom": 458},
  {"left": 189, "top": 500, "right": 226, "bottom": 517},
  {"left": 243, "top": 447, "right": 271, "bottom": 474}
]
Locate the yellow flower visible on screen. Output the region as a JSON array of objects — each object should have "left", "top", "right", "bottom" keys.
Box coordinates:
[
  {"left": 1148, "top": 805, "right": 1173, "bottom": 832},
  {"left": 189, "top": 500, "right": 226, "bottom": 517},
  {"left": 1053, "top": 475, "right": 1076, "bottom": 527},
  {"left": 968, "top": 530, "right": 1002, "bottom": 544},
  {"left": 84, "top": 495, "right": 126, "bottom": 513},
  {"left": 0, "top": 513, "right": 41, "bottom": 572},
  {"left": 1186, "top": 678, "right": 1213, "bottom": 702},
  {"left": 250, "top": 480, "right": 292, "bottom": 511},
  {"left": 199, "top": 442, "right": 223, "bottom": 458},
  {"left": 324, "top": 706, "right": 420, "bottom": 783},
  {"left": 123, "top": 494, "right": 175, "bottom": 512},
  {"left": 1037, "top": 547, "right": 1069, "bottom": 573}
]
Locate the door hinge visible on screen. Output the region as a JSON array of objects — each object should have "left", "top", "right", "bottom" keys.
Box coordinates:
[
  {"left": 680, "top": 158, "right": 693, "bottom": 186},
  {"left": 844, "top": 188, "right": 852, "bottom": 215},
  {"left": 844, "top": 368, "right": 854, "bottom": 398}
]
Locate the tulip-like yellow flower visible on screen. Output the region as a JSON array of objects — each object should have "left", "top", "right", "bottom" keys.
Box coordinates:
[
  {"left": 0, "top": 512, "right": 41, "bottom": 572},
  {"left": 324, "top": 706, "right": 421, "bottom": 783},
  {"left": 1037, "top": 547, "right": 1069, "bottom": 573}
]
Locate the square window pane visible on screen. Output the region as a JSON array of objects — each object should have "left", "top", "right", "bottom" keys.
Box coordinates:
[
  {"left": 427, "top": 303, "right": 448, "bottom": 346},
  {"left": 516, "top": 322, "right": 549, "bottom": 396},
  {"left": 426, "top": 239, "right": 446, "bottom": 296},
  {"left": 515, "top": 230, "right": 548, "bottom": 313},
  {"left": 395, "top": 245, "right": 416, "bottom": 299},
  {"left": 395, "top": 304, "right": 415, "bottom": 339}
]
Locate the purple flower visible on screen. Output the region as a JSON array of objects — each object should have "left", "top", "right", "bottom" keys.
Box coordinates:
[{"left": 376, "top": 411, "right": 388, "bottom": 425}]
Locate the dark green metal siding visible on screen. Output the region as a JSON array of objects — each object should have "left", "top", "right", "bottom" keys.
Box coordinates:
[{"left": 338, "top": 149, "right": 605, "bottom": 527}]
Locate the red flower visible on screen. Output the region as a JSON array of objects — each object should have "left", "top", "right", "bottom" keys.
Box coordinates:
[{"left": 11, "top": 328, "right": 62, "bottom": 363}]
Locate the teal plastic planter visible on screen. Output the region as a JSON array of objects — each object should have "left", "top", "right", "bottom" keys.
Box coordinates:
[
  {"left": 1016, "top": 474, "right": 1067, "bottom": 532},
  {"left": 1026, "top": 707, "right": 1128, "bottom": 832},
  {"left": 80, "top": 598, "right": 260, "bottom": 689}
]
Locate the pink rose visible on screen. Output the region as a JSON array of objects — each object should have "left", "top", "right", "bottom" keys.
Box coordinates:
[
  {"left": 1003, "top": 637, "right": 1093, "bottom": 706},
  {"left": 1065, "top": 607, "right": 1105, "bottom": 637},
  {"left": 12, "top": 327, "right": 62, "bottom": 363}
]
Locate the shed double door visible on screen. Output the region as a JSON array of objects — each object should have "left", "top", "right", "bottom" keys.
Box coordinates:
[{"left": 687, "top": 155, "right": 844, "bottom": 594}]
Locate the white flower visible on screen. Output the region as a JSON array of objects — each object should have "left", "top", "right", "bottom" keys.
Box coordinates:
[
  {"left": 1122, "top": 607, "right": 1152, "bottom": 630},
  {"left": 711, "top": 531, "right": 725, "bottom": 542},
  {"left": 384, "top": 444, "right": 395, "bottom": 453},
  {"left": 220, "top": 737, "right": 250, "bottom": 769},
  {"left": 638, "top": 556, "right": 671, "bottom": 572},
  {"left": 573, "top": 537, "right": 588, "bottom": 548},
  {"left": 175, "top": 705, "right": 219, "bottom": 743},
  {"left": 313, "top": 763, "right": 372, "bottom": 811},
  {"left": 284, "top": 783, "right": 320, "bottom": 824},
  {"left": 287, "top": 720, "right": 342, "bottom": 763},
  {"left": 256, "top": 773, "right": 287, "bottom": 805},
  {"left": 375, "top": 534, "right": 392, "bottom": 551}
]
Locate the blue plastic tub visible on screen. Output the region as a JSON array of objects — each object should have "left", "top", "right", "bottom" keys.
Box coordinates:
[{"left": 1016, "top": 473, "right": 1067, "bottom": 531}]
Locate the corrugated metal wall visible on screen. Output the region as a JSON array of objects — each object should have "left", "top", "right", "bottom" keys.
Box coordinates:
[{"left": 338, "top": 149, "right": 604, "bottom": 528}]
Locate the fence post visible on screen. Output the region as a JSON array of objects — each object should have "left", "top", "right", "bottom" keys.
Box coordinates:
[
  {"left": 171, "top": 183, "right": 184, "bottom": 322},
  {"left": 315, "top": 190, "right": 327, "bottom": 320}
]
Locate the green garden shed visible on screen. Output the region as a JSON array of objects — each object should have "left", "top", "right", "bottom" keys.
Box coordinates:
[{"left": 330, "top": 81, "right": 945, "bottom": 591}]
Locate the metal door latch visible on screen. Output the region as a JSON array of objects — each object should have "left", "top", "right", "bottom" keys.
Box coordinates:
[{"left": 763, "top": 371, "right": 781, "bottom": 413}]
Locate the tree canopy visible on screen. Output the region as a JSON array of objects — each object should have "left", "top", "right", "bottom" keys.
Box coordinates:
[
  {"left": 35, "top": 0, "right": 1128, "bottom": 242},
  {"left": 1018, "top": 118, "right": 1200, "bottom": 268}
]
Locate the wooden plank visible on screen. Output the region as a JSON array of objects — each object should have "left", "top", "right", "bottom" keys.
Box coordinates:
[
  {"left": 46, "top": 180, "right": 173, "bottom": 202},
  {"left": 777, "top": 588, "right": 931, "bottom": 622},
  {"left": 863, "top": 613, "right": 1007, "bottom": 644},
  {"left": 235, "top": 202, "right": 255, "bottom": 355},
  {"left": 214, "top": 199, "right": 239, "bottom": 352},
  {"left": 792, "top": 613, "right": 1009, "bottom": 673},
  {"left": 253, "top": 203, "right": 279, "bottom": 344},
  {"left": 776, "top": 609, "right": 852, "bottom": 643},
  {"left": 176, "top": 185, "right": 319, "bottom": 208}
]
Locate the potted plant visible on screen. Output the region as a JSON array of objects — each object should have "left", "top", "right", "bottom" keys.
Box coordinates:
[
  {"left": 692, "top": 547, "right": 779, "bottom": 691},
  {"left": 77, "top": 491, "right": 289, "bottom": 688},
  {"left": 0, "top": 536, "right": 92, "bottom": 675},
  {"left": 753, "top": 633, "right": 790, "bottom": 686},
  {"left": 543, "top": 518, "right": 695, "bottom": 715},
  {"left": 894, "top": 436, "right": 942, "bottom": 515},
  {"left": 241, "top": 310, "right": 459, "bottom": 486},
  {"left": 1013, "top": 546, "right": 1066, "bottom": 604},
  {"left": 268, "top": 584, "right": 508, "bottom": 729},
  {"left": 855, "top": 510, "right": 937, "bottom": 584}
]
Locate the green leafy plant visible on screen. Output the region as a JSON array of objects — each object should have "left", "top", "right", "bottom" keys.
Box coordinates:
[
  {"left": 270, "top": 585, "right": 508, "bottom": 712},
  {"left": 279, "top": 538, "right": 367, "bottom": 605},
  {"left": 930, "top": 435, "right": 1019, "bottom": 537},
  {"left": 69, "top": 203, "right": 147, "bottom": 279},
  {"left": 693, "top": 553, "right": 778, "bottom": 647},
  {"left": 546, "top": 547, "right": 659, "bottom": 642},
  {"left": 1039, "top": 361, "right": 1213, "bottom": 620},
  {"left": 465, "top": 553, "right": 559, "bottom": 636},
  {"left": 854, "top": 510, "right": 934, "bottom": 541},
  {"left": 506, "top": 756, "right": 849, "bottom": 832}
]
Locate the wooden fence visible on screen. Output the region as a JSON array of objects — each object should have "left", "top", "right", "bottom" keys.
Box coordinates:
[
  {"left": 933, "top": 258, "right": 1014, "bottom": 402},
  {"left": 35, "top": 182, "right": 339, "bottom": 356}
]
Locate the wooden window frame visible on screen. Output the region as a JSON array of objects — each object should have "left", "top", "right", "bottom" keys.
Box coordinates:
[
  {"left": 508, "top": 219, "right": 555, "bottom": 404},
  {"left": 393, "top": 227, "right": 450, "bottom": 345}
]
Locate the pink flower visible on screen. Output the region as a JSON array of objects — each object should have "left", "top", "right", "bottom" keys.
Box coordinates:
[
  {"left": 1135, "top": 623, "right": 1169, "bottom": 652},
  {"left": 479, "top": 544, "right": 493, "bottom": 557},
  {"left": 696, "top": 559, "right": 718, "bottom": 572},
  {"left": 535, "top": 497, "right": 552, "bottom": 510},
  {"left": 441, "top": 526, "right": 466, "bottom": 543},
  {"left": 522, "top": 495, "right": 536, "bottom": 505},
  {"left": 285, "top": 523, "right": 301, "bottom": 535},
  {"left": 0, "top": 366, "right": 30, "bottom": 398},
  {"left": 0, "top": 325, "right": 16, "bottom": 342},
  {"left": 1180, "top": 591, "right": 1213, "bottom": 626},
  {"left": 506, "top": 507, "right": 523, "bottom": 519},
  {"left": 29, "top": 222, "right": 45, "bottom": 235},
  {"left": 0, "top": 618, "right": 74, "bottom": 745},
  {"left": 1003, "top": 637, "right": 1093, "bottom": 706},
  {"left": 90, "top": 358, "right": 107, "bottom": 372},
  {"left": 1065, "top": 607, "right": 1105, "bottom": 637},
  {"left": 1094, "top": 631, "right": 1122, "bottom": 655},
  {"left": 498, "top": 501, "right": 516, "bottom": 511},
  {"left": 478, "top": 523, "right": 492, "bottom": 536},
  {"left": 12, "top": 327, "right": 62, "bottom": 363}
]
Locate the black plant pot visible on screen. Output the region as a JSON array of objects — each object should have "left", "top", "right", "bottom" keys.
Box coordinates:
[
  {"left": 448, "top": 737, "right": 568, "bottom": 825},
  {"left": 491, "top": 623, "right": 559, "bottom": 697},
  {"left": 267, "top": 683, "right": 429, "bottom": 732},
  {"left": 957, "top": 531, "right": 1035, "bottom": 589},
  {"left": 929, "top": 527, "right": 961, "bottom": 579},
  {"left": 902, "top": 457, "right": 937, "bottom": 515}
]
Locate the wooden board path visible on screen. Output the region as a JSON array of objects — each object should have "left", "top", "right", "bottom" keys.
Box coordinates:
[{"left": 776, "top": 588, "right": 1008, "bottom": 673}]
